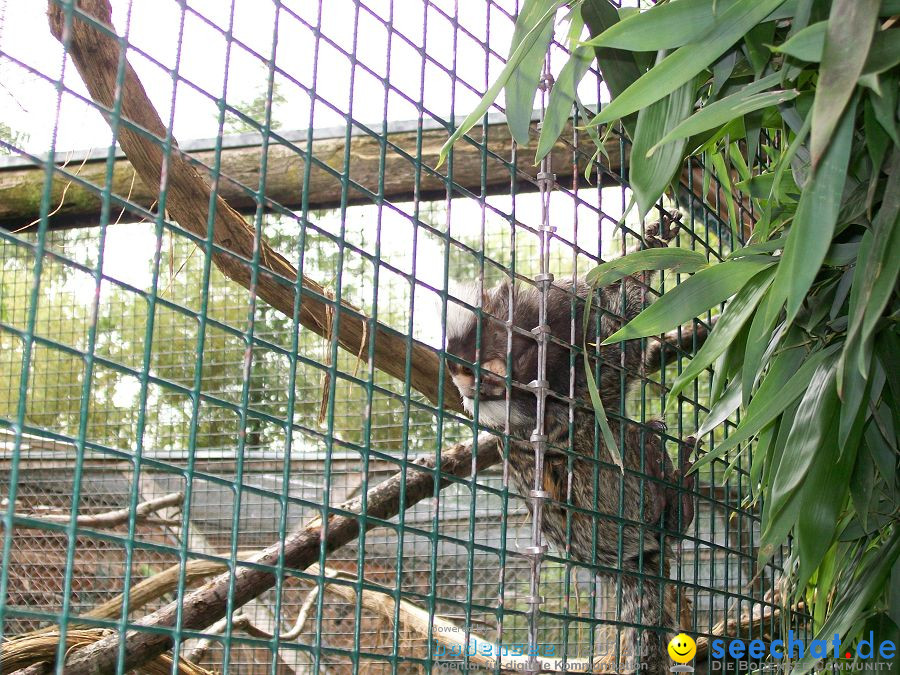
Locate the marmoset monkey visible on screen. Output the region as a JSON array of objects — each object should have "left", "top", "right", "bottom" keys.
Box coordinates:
[{"left": 446, "top": 216, "right": 703, "bottom": 673}]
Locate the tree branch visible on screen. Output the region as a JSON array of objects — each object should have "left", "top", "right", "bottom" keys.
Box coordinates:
[
  {"left": 184, "top": 613, "right": 274, "bottom": 666},
  {"left": 18, "top": 492, "right": 183, "bottom": 528}
]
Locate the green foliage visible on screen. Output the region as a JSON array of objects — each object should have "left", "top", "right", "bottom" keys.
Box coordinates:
[
  {"left": 585, "top": 247, "right": 708, "bottom": 287},
  {"left": 0, "top": 122, "right": 29, "bottom": 154},
  {"left": 505, "top": 0, "right": 564, "bottom": 145},
  {"left": 629, "top": 70, "right": 697, "bottom": 217},
  {"left": 535, "top": 10, "right": 594, "bottom": 163},
  {"left": 602, "top": 257, "right": 774, "bottom": 343},
  {"left": 223, "top": 84, "right": 287, "bottom": 135},
  {"left": 436, "top": 0, "right": 565, "bottom": 168},
  {"left": 440, "top": 0, "right": 899, "bottom": 666}
]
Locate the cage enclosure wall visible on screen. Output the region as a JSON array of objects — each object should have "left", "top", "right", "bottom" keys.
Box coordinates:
[{"left": 1, "top": 1, "right": 798, "bottom": 673}]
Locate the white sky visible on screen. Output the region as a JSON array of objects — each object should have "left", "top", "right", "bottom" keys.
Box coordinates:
[{"left": 1, "top": 0, "right": 603, "bottom": 151}]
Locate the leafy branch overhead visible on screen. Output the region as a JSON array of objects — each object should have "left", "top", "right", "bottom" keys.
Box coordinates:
[{"left": 440, "top": 0, "right": 900, "bottom": 669}]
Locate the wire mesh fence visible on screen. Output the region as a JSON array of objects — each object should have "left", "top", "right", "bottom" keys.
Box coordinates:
[{"left": 1, "top": 1, "right": 797, "bottom": 673}]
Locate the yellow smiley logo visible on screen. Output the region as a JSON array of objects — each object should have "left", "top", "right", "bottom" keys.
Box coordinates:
[{"left": 667, "top": 633, "right": 697, "bottom": 663}]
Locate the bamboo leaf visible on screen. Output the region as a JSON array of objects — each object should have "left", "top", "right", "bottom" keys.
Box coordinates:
[
  {"left": 535, "top": 18, "right": 593, "bottom": 163},
  {"left": 794, "top": 422, "right": 851, "bottom": 592},
  {"left": 583, "top": 287, "right": 623, "bottom": 471},
  {"left": 745, "top": 20, "right": 776, "bottom": 75},
  {"left": 506, "top": 0, "right": 563, "bottom": 146},
  {"left": 584, "top": 357, "right": 624, "bottom": 472},
  {"left": 849, "top": 442, "right": 876, "bottom": 530},
  {"left": 535, "top": 68, "right": 591, "bottom": 162},
  {"left": 779, "top": 0, "right": 816, "bottom": 80},
  {"left": 697, "top": 373, "right": 742, "bottom": 438},
  {"left": 769, "top": 96, "right": 857, "bottom": 327},
  {"left": 857, "top": 190, "right": 900, "bottom": 366},
  {"left": 766, "top": 102, "right": 811, "bottom": 204},
  {"left": 580, "top": 0, "right": 643, "bottom": 138},
  {"left": 864, "top": 96, "right": 890, "bottom": 173},
  {"left": 711, "top": 49, "right": 739, "bottom": 97},
  {"left": 838, "top": 355, "right": 882, "bottom": 461},
  {"left": 758, "top": 474, "right": 802, "bottom": 563},
  {"left": 581, "top": 0, "right": 795, "bottom": 51},
  {"left": 839, "top": 229, "right": 874, "bottom": 396},
  {"left": 840, "top": 150, "right": 900, "bottom": 391},
  {"left": 864, "top": 414, "right": 897, "bottom": 483},
  {"left": 771, "top": 20, "right": 825, "bottom": 61},
  {"left": 869, "top": 70, "right": 899, "bottom": 145},
  {"left": 437, "top": 1, "right": 562, "bottom": 168},
  {"left": 649, "top": 89, "right": 797, "bottom": 157},
  {"left": 863, "top": 27, "right": 900, "bottom": 75},
  {"left": 750, "top": 418, "right": 778, "bottom": 500},
  {"left": 823, "top": 239, "right": 861, "bottom": 268},
  {"left": 709, "top": 322, "right": 748, "bottom": 402},
  {"left": 757, "top": 399, "right": 799, "bottom": 550},
  {"left": 588, "top": 0, "right": 789, "bottom": 127},
  {"left": 601, "top": 258, "right": 773, "bottom": 344},
  {"left": 585, "top": 247, "right": 708, "bottom": 287},
  {"left": 768, "top": 357, "right": 840, "bottom": 569},
  {"left": 809, "top": 0, "right": 879, "bottom": 168},
  {"left": 725, "top": 236, "right": 786, "bottom": 258},
  {"left": 649, "top": 72, "right": 789, "bottom": 152},
  {"left": 667, "top": 266, "right": 775, "bottom": 404},
  {"left": 582, "top": 0, "right": 740, "bottom": 51},
  {"left": 792, "top": 531, "right": 900, "bottom": 675},
  {"left": 630, "top": 72, "right": 697, "bottom": 217},
  {"left": 711, "top": 149, "right": 741, "bottom": 237},
  {"left": 692, "top": 343, "right": 841, "bottom": 471}
]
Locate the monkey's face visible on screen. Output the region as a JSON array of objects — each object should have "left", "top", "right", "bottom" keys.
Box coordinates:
[
  {"left": 444, "top": 286, "right": 536, "bottom": 431},
  {"left": 445, "top": 316, "right": 510, "bottom": 425},
  {"left": 446, "top": 357, "right": 507, "bottom": 401}
]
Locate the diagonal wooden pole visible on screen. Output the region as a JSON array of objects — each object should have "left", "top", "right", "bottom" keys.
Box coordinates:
[{"left": 46, "top": 0, "right": 462, "bottom": 414}]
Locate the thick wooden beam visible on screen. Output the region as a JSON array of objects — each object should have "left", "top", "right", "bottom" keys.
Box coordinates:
[{"left": 0, "top": 117, "right": 624, "bottom": 232}]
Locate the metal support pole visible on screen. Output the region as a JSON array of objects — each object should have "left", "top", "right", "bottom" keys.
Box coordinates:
[{"left": 524, "top": 53, "right": 557, "bottom": 675}]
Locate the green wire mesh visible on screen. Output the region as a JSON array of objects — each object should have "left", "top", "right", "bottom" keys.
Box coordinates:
[{"left": 0, "top": 1, "right": 797, "bottom": 673}]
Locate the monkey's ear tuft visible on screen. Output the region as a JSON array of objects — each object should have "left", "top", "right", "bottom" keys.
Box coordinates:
[
  {"left": 445, "top": 282, "right": 482, "bottom": 343},
  {"left": 448, "top": 281, "right": 482, "bottom": 309},
  {"left": 484, "top": 278, "right": 516, "bottom": 315}
]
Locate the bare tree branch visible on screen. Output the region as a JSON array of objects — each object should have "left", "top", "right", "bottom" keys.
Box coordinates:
[
  {"left": 2, "top": 630, "right": 213, "bottom": 675},
  {"left": 18, "top": 492, "right": 183, "bottom": 528},
  {"left": 279, "top": 583, "right": 322, "bottom": 642},
  {"left": 184, "top": 612, "right": 273, "bottom": 666},
  {"left": 307, "top": 564, "right": 591, "bottom": 672}
]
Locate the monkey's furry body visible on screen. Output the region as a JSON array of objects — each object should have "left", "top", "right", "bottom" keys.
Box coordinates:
[{"left": 445, "top": 225, "right": 701, "bottom": 673}]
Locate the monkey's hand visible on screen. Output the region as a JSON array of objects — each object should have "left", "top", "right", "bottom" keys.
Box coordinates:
[
  {"left": 643, "top": 211, "right": 682, "bottom": 249},
  {"left": 642, "top": 423, "right": 698, "bottom": 533},
  {"left": 664, "top": 435, "right": 699, "bottom": 533},
  {"left": 642, "top": 419, "right": 671, "bottom": 527}
]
